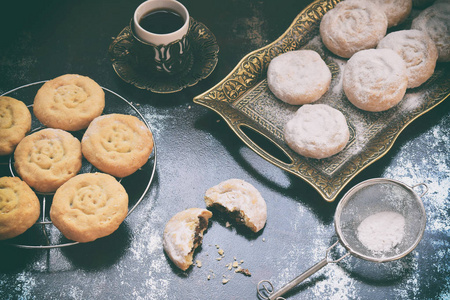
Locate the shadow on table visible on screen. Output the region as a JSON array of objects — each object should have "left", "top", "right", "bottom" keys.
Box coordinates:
[
  {"left": 60, "top": 223, "right": 132, "bottom": 271},
  {"left": 0, "top": 244, "right": 42, "bottom": 273},
  {"left": 194, "top": 111, "right": 337, "bottom": 223}
]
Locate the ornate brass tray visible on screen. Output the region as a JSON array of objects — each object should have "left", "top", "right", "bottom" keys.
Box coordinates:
[{"left": 193, "top": 0, "right": 450, "bottom": 202}]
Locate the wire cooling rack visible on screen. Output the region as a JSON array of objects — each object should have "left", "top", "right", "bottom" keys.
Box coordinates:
[{"left": 1, "top": 81, "right": 157, "bottom": 248}]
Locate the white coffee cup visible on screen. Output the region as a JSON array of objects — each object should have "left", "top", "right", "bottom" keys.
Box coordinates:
[
  {"left": 131, "top": 0, "right": 191, "bottom": 74},
  {"left": 133, "top": 0, "right": 189, "bottom": 45}
]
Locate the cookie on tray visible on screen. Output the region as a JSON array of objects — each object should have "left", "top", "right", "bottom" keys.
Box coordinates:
[
  {"left": 368, "top": 0, "right": 412, "bottom": 27},
  {"left": 81, "top": 114, "right": 154, "bottom": 178},
  {"left": 14, "top": 128, "right": 82, "bottom": 193},
  {"left": 411, "top": 2, "right": 450, "bottom": 62},
  {"left": 0, "top": 176, "right": 40, "bottom": 240},
  {"left": 267, "top": 50, "right": 331, "bottom": 105},
  {"left": 343, "top": 49, "right": 408, "bottom": 112},
  {"left": 284, "top": 104, "right": 350, "bottom": 159},
  {"left": 33, "top": 74, "right": 105, "bottom": 131},
  {"left": 50, "top": 173, "right": 129, "bottom": 243},
  {"left": 204, "top": 179, "right": 267, "bottom": 233},
  {"left": 320, "top": 0, "right": 388, "bottom": 58},
  {"left": 377, "top": 29, "right": 438, "bottom": 88},
  {"left": 163, "top": 208, "right": 213, "bottom": 271},
  {"left": 0, "top": 96, "right": 32, "bottom": 156}
]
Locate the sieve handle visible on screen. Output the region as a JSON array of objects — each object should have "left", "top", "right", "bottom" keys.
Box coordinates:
[
  {"left": 412, "top": 182, "right": 429, "bottom": 198},
  {"left": 257, "top": 240, "right": 350, "bottom": 300},
  {"left": 269, "top": 258, "right": 328, "bottom": 300}
]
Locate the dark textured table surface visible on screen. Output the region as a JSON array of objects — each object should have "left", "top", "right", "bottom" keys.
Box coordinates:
[{"left": 0, "top": 1, "right": 449, "bottom": 299}]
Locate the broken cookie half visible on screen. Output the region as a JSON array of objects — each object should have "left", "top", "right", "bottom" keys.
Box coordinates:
[
  {"left": 205, "top": 179, "right": 267, "bottom": 233},
  {"left": 163, "top": 208, "right": 212, "bottom": 271}
]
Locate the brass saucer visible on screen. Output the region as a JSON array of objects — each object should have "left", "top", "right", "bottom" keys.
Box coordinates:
[{"left": 108, "top": 18, "right": 219, "bottom": 94}]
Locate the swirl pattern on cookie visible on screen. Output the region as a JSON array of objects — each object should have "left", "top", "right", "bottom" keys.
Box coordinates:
[
  {"left": 320, "top": 0, "right": 388, "bottom": 58},
  {"left": 284, "top": 104, "right": 350, "bottom": 159},
  {"left": 377, "top": 29, "right": 438, "bottom": 88},
  {"left": 81, "top": 114, "right": 154, "bottom": 178},
  {"left": 50, "top": 173, "right": 128, "bottom": 243},
  {"left": 204, "top": 179, "right": 267, "bottom": 233},
  {"left": 343, "top": 49, "right": 408, "bottom": 112},
  {"left": 33, "top": 74, "right": 105, "bottom": 131},
  {"left": 0, "top": 96, "right": 32, "bottom": 156},
  {"left": 0, "top": 176, "right": 40, "bottom": 240},
  {"left": 14, "top": 128, "right": 82, "bottom": 193},
  {"left": 411, "top": 2, "right": 450, "bottom": 62}
]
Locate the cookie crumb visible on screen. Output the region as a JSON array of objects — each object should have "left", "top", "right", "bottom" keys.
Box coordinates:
[
  {"left": 196, "top": 260, "right": 202, "bottom": 268},
  {"left": 236, "top": 267, "right": 252, "bottom": 277},
  {"left": 232, "top": 261, "right": 239, "bottom": 268},
  {"left": 218, "top": 248, "right": 224, "bottom": 256},
  {"left": 222, "top": 278, "right": 229, "bottom": 284}
]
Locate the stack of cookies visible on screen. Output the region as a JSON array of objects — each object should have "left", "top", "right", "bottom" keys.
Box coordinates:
[
  {"left": 266, "top": 0, "right": 447, "bottom": 159},
  {"left": 0, "top": 74, "right": 154, "bottom": 243}
]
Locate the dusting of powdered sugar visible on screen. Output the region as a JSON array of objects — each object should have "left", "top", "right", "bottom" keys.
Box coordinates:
[
  {"left": 357, "top": 211, "right": 406, "bottom": 253},
  {"left": 13, "top": 272, "right": 36, "bottom": 298},
  {"left": 124, "top": 187, "right": 171, "bottom": 300},
  {"left": 140, "top": 108, "right": 174, "bottom": 138},
  {"left": 381, "top": 116, "right": 449, "bottom": 298}
]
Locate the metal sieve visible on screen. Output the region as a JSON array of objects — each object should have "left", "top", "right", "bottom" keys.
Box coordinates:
[{"left": 257, "top": 178, "right": 428, "bottom": 300}]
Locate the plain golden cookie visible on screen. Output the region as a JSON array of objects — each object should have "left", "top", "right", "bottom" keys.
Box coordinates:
[
  {"left": 14, "top": 128, "right": 82, "bottom": 193},
  {"left": 50, "top": 173, "right": 128, "bottom": 243},
  {"left": 0, "top": 176, "right": 40, "bottom": 240},
  {"left": 33, "top": 74, "right": 105, "bottom": 131},
  {"left": 204, "top": 179, "right": 267, "bottom": 233},
  {"left": 343, "top": 49, "right": 408, "bottom": 112},
  {"left": 81, "top": 114, "right": 154, "bottom": 178},
  {"left": 163, "top": 208, "right": 212, "bottom": 271},
  {"left": 0, "top": 96, "right": 32, "bottom": 156},
  {"left": 377, "top": 29, "right": 438, "bottom": 88},
  {"left": 284, "top": 104, "right": 350, "bottom": 159},
  {"left": 411, "top": 2, "right": 450, "bottom": 62},
  {"left": 267, "top": 50, "right": 331, "bottom": 105},
  {"left": 320, "top": 0, "right": 388, "bottom": 58}
]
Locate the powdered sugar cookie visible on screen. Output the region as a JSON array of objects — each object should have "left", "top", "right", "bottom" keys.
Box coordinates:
[
  {"left": 411, "top": 2, "right": 450, "bottom": 62},
  {"left": 14, "top": 128, "right": 82, "bottom": 193},
  {"left": 365, "top": 0, "right": 412, "bottom": 27},
  {"left": 204, "top": 179, "right": 267, "bottom": 233},
  {"left": 284, "top": 104, "right": 349, "bottom": 159},
  {"left": 343, "top": 49, "right": 408, "bottom": 112},
  {"left": 33, "top": 74, "right": 105, "bottom": 131},
  {"left": 0, "top": 96, "right": 31, "bottom": 156},
  {"left": 163, "top": 208, "right": 213, "bottom": 271},
  {"left": 267, "top": 50, "right": 331, "bottom": 105},
  {"left": 50, "top": 173, "right": 128, "bottom": 243},
  {"left": 81, "top": 114, "right": 154, "bottom": 178},
  {"left": 320, "top": 0, "right": 388, "bottom": 58},
  {"left": 377, "top": 29, "right": 438, "bottom": 88},
  {"left": 0, "top": 176, "right": 40, "bottom": 240}
]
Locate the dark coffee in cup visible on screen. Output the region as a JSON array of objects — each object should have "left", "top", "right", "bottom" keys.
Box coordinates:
[
  {"left": 139, "top": 9, "right": 185, "bottom": 34},
  {"left": 132, "top": 0, "right": 191, "bottom": 75}
]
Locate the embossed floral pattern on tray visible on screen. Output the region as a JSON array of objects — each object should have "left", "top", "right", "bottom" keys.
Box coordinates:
[{"left": 193, "top": 0, "right": 450, "bottom": 202}]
